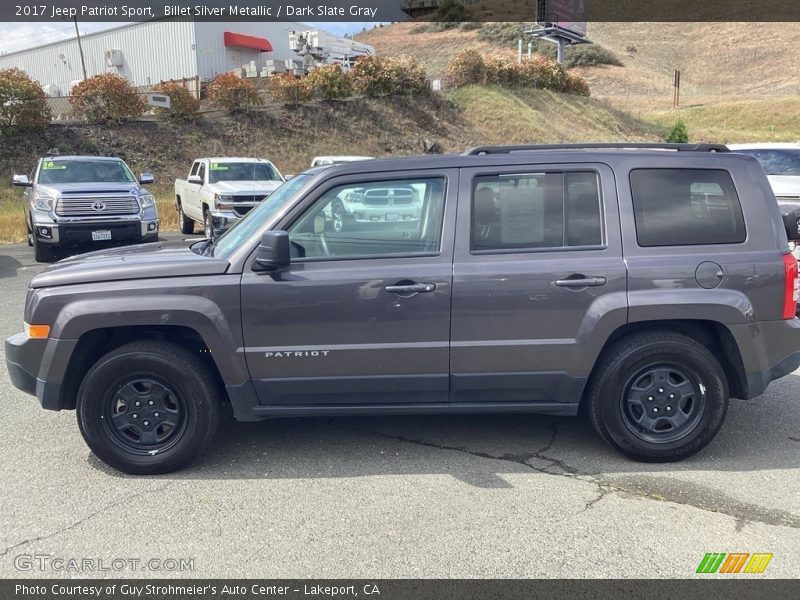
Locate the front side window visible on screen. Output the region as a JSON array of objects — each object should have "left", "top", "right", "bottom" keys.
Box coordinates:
[
  {"left": 37, "top": 159, "right": 136, "bottom": 184},
  {"left": 288, "top": 177, "right": 446, "bottom": 260},
  {"left": 472, "top": 171, "right": 603, "bottom": 251},
  {"left": 630, "top": 169, "right": 746, "bottom": 247}
]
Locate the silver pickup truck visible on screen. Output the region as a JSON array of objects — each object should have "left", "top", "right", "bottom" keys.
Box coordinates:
[{"left": 13, "top": 155, "right": 159, "bottom": 262}]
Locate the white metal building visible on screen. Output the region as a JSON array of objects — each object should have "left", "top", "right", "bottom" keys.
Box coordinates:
[{"left": 0, "top": 19, "right": 311, "bottom": 96}]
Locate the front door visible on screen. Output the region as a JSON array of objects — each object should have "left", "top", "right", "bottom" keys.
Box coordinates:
[
  {"left": 450, "top": 163, "right": 628, "bottom": 412},
  {"left": 241, "top": 170, "right": 457, "bottom": 408}
]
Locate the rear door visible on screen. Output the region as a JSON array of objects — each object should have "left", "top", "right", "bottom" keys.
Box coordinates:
[
  {"left": 240, "top": 169, "right": 457, "bottom": 409},
  {"left": 450, "top": 163, "right": 627, "bottom": 412}
]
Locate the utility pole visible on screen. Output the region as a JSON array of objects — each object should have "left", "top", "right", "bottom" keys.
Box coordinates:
[{"left": 74, "top": 17, "right": 88, "bottom": 80}]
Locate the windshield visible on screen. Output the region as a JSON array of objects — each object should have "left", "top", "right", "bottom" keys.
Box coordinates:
[
  {"left": 37, "top": 159, "right": 136, "bottom": 184},
  {"left": 735, "top": 149, "right": 800, "bottom": 176},
  {"left": 208, "top": 162, "right": 282, "bottom": 184},
  {"left": 213, "top": 175, "right": 311, "bottom": 258}
]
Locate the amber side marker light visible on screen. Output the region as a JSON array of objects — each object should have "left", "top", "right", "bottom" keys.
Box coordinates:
[{"left": 25, "top": 323, "right": 50, "bottom": 339}]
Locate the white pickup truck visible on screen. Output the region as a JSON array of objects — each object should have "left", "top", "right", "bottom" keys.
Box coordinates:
[{"left": 174, "top": 157, "right": 284, "bottom": 237}]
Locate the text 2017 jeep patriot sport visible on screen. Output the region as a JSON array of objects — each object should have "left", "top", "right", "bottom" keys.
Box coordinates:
[{"left": 6, "top": 144, "right": 800, "bottom": 474}]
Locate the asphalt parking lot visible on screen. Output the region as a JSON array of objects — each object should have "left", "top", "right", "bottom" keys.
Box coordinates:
[{"left": 0, "top": 239, "right": 798, "bottom": 579}]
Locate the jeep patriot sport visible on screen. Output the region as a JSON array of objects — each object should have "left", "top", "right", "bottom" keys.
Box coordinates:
[{"left": 6, "top": 143, "right": 800, "bottom": 474}]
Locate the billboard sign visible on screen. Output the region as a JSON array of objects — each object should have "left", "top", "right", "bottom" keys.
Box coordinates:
[{"left": 537, "top": 0, "right": 588, "bottom": 38}]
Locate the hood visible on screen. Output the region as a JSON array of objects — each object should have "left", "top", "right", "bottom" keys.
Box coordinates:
[
  {"left": 212, "top": 180, "right": 283, "bottom": 195},
  {"left": 30, "top": 240, "right": 229, "bottom": 289},
  {"left": 768, "top": 175, "right": 800, "bottom": 198},
  {"left": 39, "top": 182, "right": 142, "bottom": 195}
]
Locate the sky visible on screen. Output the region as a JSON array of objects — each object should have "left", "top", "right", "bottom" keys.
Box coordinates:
[{"left": 0, "top": 21, "right": 378, "bottom": 54}]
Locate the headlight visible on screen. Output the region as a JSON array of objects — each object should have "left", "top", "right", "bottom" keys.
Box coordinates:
[
  {"left": 214, "top": 193, "right": 235, "bottom": 210},
  {"left": 139, "top": 193, "right": 155, "bottom": 208},
  {"left": 31, "top": 193, "right": 55, "bottom": 212}
]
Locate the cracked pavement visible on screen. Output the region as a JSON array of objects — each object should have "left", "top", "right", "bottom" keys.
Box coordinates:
[{"left": 1, "top": 240, "right": 799, "bottom": 578}]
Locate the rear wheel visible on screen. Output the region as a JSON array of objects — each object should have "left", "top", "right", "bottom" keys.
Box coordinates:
[
  {"left": 76, "top": 341, "right": 220, "bottom": 474},
  {"left": 32, "top": 235, "right": 54, "bottom": 262},
  {"left": 178, "top": 201, "right": 194, "bottom": 235},
  {"left": 588, "top": 331, "right": 728, "bottom": 462}
]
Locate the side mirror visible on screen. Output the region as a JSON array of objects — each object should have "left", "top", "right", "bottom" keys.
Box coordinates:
[
  {"left": 139, "top": 172, "right": 155, "bottom": 185},
  {"left": 188, "top": 175, "right": 203, "bottom": 185},
  {"left": 781, "top": 207, "right": 800, "bottom": 242},
  {"left": 284, "top": 174, "right": 294, "bottom": 180},
  {"left": 253, "top": 231, "right": 290, "bottom": 271},
  {"left": 12, "top": 174, "right": 31, "bottom": 187}
]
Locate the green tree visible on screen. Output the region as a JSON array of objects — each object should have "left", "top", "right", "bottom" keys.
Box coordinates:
[{"left": 666, "top": 119, "right": 689, "bottom": 143}]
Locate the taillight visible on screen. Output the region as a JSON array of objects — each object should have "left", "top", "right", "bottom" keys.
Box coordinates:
[{"left": 782, "top": 253, "right": 799, "bottom": 319}]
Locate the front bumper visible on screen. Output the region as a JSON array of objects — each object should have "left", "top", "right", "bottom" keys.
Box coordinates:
[
  {"left": 32, "top": 215, "right": 159, "bottom": 245},
  {"left": 5, "top": 333, "right": 75, "bottom": 411},
  {"left": 345, "top": 204, "right": 422, "bottom": 224}
]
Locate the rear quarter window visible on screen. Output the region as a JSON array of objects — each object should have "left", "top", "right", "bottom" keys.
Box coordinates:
[{"left": 630, "top": 169, "right": 746, "bottom": 247}]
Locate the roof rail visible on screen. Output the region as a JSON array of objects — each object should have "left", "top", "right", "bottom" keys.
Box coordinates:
[{"left": 464, "top": 143, "right": 730, "bottom": 155}]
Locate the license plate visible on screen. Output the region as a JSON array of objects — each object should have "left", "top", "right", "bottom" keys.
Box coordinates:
[
  {"left": 91, "top": 230, "right": 112, "bottom": 241},
  {"left": 386, "top": 213, "right": 399, "bottom": 221}
]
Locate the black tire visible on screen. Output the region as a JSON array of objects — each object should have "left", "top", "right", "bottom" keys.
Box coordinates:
[
  {"left": 331, "top": 200, "right": 349, "bottom": 233},
  {"left": 177, "top": 200, "right": 194, "bottom": 235},
  {"left": 76, "top": 341, "right": 220, "bottom": 475},
  {"left": 32, "top": 235, "right": 54, "bottom": 262},
  {"left": 203, "top": 208, "right": 212, "bottom": 239},
  {"left": 588, "top": 331, "right": 728, "bottom": 462}
]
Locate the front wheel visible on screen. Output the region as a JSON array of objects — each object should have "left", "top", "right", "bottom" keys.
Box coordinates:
[
  {"left": 178, "top": 201, "right": 194, "bottom": 235},
  {"left": 203, "top": 209, "right": 212, "bottom": 239},
  {"left": 331, "top": 200, "right": 349, "bottom": 233},
  {"left": 76, "top": 341, "right": 220, "bottom": 474},
  {"left": 588, "top": 331, "right": 728, "bottom": 462}
]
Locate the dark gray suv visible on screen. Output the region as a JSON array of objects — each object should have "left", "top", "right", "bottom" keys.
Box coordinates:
[{"left": 6, "top": 144, "right": 800, "bottom": 474}]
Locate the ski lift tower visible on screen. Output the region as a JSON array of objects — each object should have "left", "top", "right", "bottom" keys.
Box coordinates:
[{"left": 525, "top": 0, "right": 590, "bottom": 64}]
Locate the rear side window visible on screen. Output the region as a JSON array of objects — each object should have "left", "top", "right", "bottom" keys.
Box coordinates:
[
  {"left": 630, "top": 169, "right": 746, "bottom": 247},
  {"left": 472, "top": 171, "right": 603, "bottom": 251}
]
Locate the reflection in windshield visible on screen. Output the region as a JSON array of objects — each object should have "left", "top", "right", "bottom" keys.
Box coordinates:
[
  {"left": 208, "top": 162, "right": 282, "bottom": 184},
  {"left": 735, "top": 149, "right": 800, "bottom": 176},
  {"left": 38, "top": 160, "right": 136, "bottom": 184},
  {"left": 213, "top": 175, "right": 311, "bottom": 258}
]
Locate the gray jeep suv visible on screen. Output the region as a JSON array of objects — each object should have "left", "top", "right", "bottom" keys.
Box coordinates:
[{"left": 6, "top": 144, "right": 800, "bottom": 474}]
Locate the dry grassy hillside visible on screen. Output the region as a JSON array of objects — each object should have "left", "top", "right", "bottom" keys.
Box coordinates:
[{"left": 357, "top": 21, "right": 800, "bottom": 99}]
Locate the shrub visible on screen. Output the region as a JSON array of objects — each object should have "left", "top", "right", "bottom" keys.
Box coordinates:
[
  {"left": 564, "top": 72, "right": 591, "bottom": 96},
  {"left": 350, "top": 56, "right": 428, "bottom": 97},
  {"left": 442, "top": 49, "right": 486, "bottom": 88},
  {"left": 268, "top": 73, "right": 312, "bottom": 105},
  {"left": 565, "top": 44, "right": 623, "bottom": 68},
  {"left": 70, "top": 74, "right": 146, "bottom": 123},
  {"left": 305, "top": 65, "right": 353, "bottom": 100},
  {"left": 666, "top": 120, "right": 689, "bottom": 143},
  {"left": 153, "top": 81, "right": 199, "bottom": 121},
  {"left": 443, "top": 51, "right": 591, "bottom": 96},
  {"left": 0, "top": 68, "right": 51, "bottom": 133},
  {"left": 483, "top": 53, "right": 523, "bottom": 87},
  {"left": 207, "top": 72, "right": 261, "bottom": 112}
]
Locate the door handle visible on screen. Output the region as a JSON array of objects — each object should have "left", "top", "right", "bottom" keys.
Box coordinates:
[
  {"left": 554, "top": 276, "right": 607, "bottom": 288},
  {"left": 385, "top": 282, "right": 437, "bottom": 294}
]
